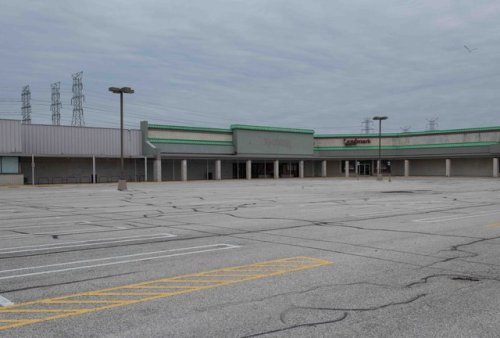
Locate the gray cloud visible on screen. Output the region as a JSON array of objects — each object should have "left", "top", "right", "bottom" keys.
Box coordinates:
[{"left": 1, "top": 0, "right": 499, "bottom": 132}]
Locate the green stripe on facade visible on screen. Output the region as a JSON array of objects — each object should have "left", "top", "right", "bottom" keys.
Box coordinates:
[
  {"left": 231, "top": 124, "right": 315, "bottom": 134},
  {"left": 314, "top": 126, "right": 500, "bottom": 138},
  {"left": 147, "top": 122, "right": 500, "bottom": 138},
  {"left": 148, "top": 138, "right": 233, "bottom": 146},
  {"left": 148, "top": 124, "right": 232, "bottom": 134},
  {"left": 314, "top": 141, "right": 500, "bottom": 151}
]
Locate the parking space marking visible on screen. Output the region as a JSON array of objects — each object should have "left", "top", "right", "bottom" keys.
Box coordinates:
[
  {"left": 0, "top": 296, "right": 14, "bottom": 307},
  {"left": 414, "top": 211, "right": 500, "bottom": 223},
  {"left": 0, "top": 244, "right": 239, "bottom": 281},
  {"left": 486, "top": 223, "right": 500, "bottom": 228},
  {"left": 0, "top": 233, "right": 177, "bottom": 255},
  {"left": 0, "top": 256, "right": 332, "bottom": 331}
]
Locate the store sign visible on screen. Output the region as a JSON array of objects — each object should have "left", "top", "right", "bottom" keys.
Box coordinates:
[{"left": 343, "top": 138, "right": 371, "bottom": 146}]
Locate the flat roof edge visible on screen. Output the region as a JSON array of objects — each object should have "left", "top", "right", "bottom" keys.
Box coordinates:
[
  {"left": 148, "top": 124, "right": 232, "bottom": 133},
  {"left": 231, "top": 124, "right": 315, "bottom": 134}
]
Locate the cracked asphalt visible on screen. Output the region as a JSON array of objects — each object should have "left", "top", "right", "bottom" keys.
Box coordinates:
[{"left": 1, "top": 177, "right": 500, "bottom": 337}]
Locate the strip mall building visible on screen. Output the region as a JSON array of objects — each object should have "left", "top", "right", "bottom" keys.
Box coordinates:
[{"left": 1, "top": 119, "right": 499, "bottom": 185}]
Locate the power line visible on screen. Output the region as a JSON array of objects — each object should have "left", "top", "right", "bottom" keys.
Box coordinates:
[
  {"left": 71, "top": 71, "right": 85, "bottom": 126},
  {"left": 51, "top": 82, "right": 62, "bottom": 125}
]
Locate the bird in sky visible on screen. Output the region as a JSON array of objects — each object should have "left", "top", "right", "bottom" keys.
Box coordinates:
[{"left": 464, "top": 45, "right": 478, "bottom": 53}]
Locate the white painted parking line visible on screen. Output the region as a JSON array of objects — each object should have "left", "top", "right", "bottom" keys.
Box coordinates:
[
  {"left": 0, "top": 228, "right": 158, "bottom": 240},
  {"left": 0, "top": 295, "right": 14, "bottom": 307},
  {"left": 414, "top": 211, "right": 500, "bottom": 223},
  {"left": 0, "top": 220, "right": 92, "bottom": 230},
  {"left": 0, "top": 233, "right": 177, "bottom": 255},
  {"left": 0, "top": 244, "right": 240, "bottom": 280},
  {"left": 348, "top": 205, "right": 450, "bottom": 218}
]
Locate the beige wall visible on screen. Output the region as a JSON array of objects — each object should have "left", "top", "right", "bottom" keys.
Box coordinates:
[
  {"left": 148, "top": 130, "right": 232, "bottom": 142},
  {"left": 314, "top": 130, "right": 500, "bottom": 148}
]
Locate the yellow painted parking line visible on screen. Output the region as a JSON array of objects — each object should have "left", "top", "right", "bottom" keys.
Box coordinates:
[
  {"left": 0, "top": 309, "right": 82, "bottom": 313},
  {"left": 92, "top": 292, "right": 173, "bottom": 296},
  {"left": 124, "top": 285, "right": 199, "bottom": 289},
  {"left": 0, "top": 256, "right": 332, "bottom": 331},
  {"left": 42, "top": 300, "right": 123, "bottom": 304}
]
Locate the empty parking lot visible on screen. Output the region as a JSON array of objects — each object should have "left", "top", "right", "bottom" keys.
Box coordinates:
[{"left": 1, "top": 177, "right": 500, "bottom": 337}]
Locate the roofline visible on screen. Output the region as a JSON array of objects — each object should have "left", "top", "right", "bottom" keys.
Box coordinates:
[
  {"left": 148, "top": 124, "right": 232, "bottom": 134},
  {"left": 230, "top": 124, "right": 314, "bottom": 134}
]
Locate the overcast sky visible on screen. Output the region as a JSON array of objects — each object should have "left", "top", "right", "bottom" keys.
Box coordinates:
[{"left": 1, "top": 0, "right": 500, "bottom": 133}]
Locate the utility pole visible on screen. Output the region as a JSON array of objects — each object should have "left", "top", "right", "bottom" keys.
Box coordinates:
[
  {"left": 51, "top": 82, "right": 62, "bottom": 125},
  {"left": 21, "top": 85, "right": 31, "bottom": 124},
  {"left": 71, "top": 71, "right": 85, "bottom": 126}
]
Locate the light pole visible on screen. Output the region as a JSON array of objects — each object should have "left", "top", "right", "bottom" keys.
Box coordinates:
[
  {"left": 372, "top": 116, "right": 387, "bottom": 180},
  {"left": 109, "top": 86, "right": 134, "bottom": 191}
]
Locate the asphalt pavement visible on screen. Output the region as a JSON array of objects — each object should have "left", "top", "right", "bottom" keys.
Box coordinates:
[{"left": 0, "top": 177, "right": 499, "bottom": 337}]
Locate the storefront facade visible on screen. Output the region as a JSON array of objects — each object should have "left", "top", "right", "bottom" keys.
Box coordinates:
[{"left": 0, "top": 119, "right": 499, "bottom": 185}]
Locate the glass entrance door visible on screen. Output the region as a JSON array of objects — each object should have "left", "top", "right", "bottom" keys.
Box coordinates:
[
  {"left": 357, "top": 161, "right": 372, "bottom": 176},
  {"left": 279, "top": 162, "right": 299, "bottom": 178}
]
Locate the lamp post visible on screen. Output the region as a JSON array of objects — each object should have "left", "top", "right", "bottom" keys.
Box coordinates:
[
  {"left": 109, "top": 86, "right": 134, "bottom": 191},
  {"left": 372, "top": 116, "right": 387, "bottom": 180}
]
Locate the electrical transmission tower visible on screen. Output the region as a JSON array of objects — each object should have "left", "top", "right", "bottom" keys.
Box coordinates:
[
  {"left": 51, "top": 82, "right": 62, "bottom": 125},
  {"left": 361, "top": 118, "right": 374, "bottom": 133},
  {"left": 71, "top": 71, "right": 85, "bottom": 126},
  {"left": 21, "top": 85, "right": 32, "bottom": 124},
  {"left": 426, "top": 117, "right": 439, "bottom": 131}
]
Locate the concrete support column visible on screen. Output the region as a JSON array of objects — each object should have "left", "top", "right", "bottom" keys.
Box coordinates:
[
  {"left": 404, "top": 159, "right": 410, "bottom": 177},
  {"left": 299, "top": 160, "right": 304, "bottom": 178},
  {"left": 92, "top": 156, "right": 96, "bottom": 184},
  {"left": 445, "top": 159, "right": 451, "bottom": 177},
  {"left": 345, "top": 160, "right": 350, "bottom": 178},
  {"left": 246, "top": 160, "right": 252, "bottom": 180},
  {"left": 144, "top": 156, "right": 148, "bottom": 182},
  {"left": 154, "top": 155, "right": 162, "bottom": 182},
  {"left": 274, "top": 160, "right": 279, "bottom": 179},
  {"left": 181, "top": 159, "right": 188, "bottom": 181},
  {"left": 493, "top": 158, "right": 499, "bottom": 178},
  {"left": 321, "top": 160, "right": 327, "bottom": 177},
  {"left": 215, "top": 160, "right": 221, "bottom": 180}
]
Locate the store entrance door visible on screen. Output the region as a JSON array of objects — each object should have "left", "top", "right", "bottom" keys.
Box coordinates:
[{"left": 357, "top": 161, "right": 372, "bottom": 176}]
